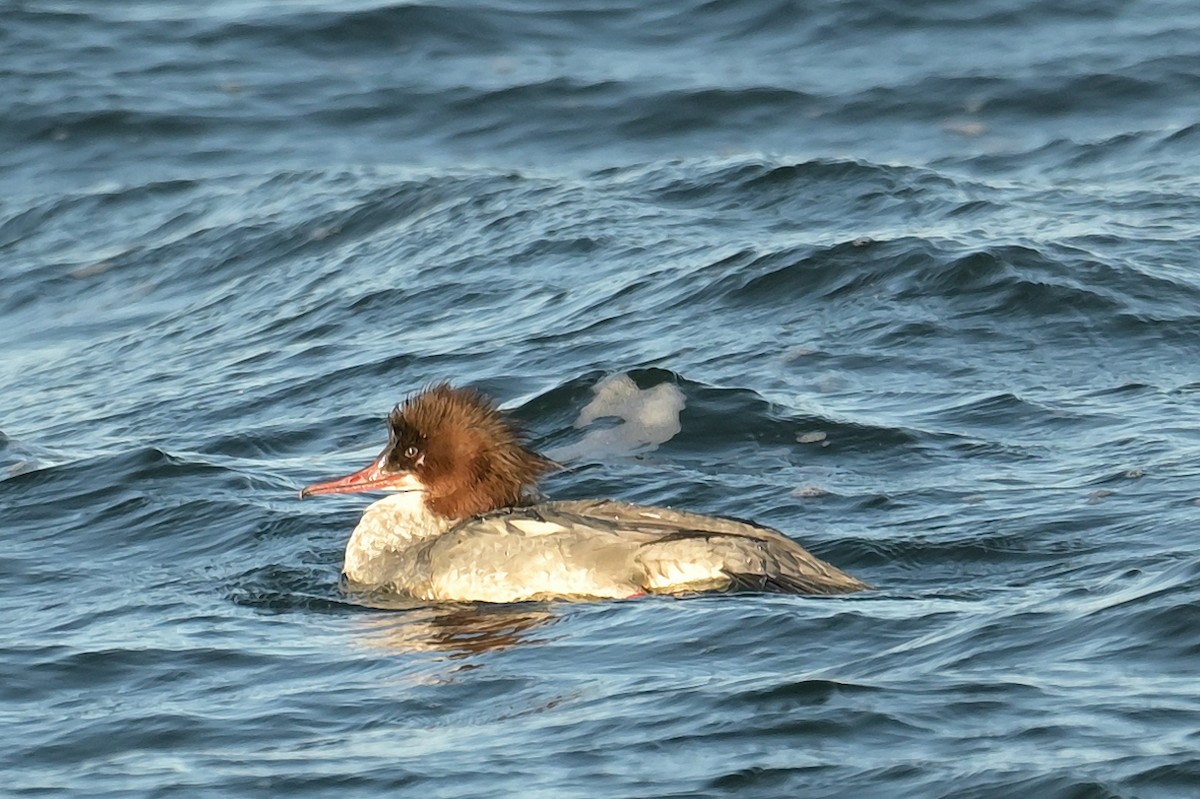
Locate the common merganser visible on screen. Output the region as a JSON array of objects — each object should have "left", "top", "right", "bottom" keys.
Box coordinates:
[{"left": 300, "top": 384, "right": 868, "bottom": 602}]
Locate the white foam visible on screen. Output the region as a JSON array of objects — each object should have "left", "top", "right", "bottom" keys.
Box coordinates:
[{"left": 547, "top": 374, "right": 686, "bottom": 461}]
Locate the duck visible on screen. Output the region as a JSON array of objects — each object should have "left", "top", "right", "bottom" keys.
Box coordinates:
[{"left": 300, "top": 384, "right": 868, "bottom": 602}]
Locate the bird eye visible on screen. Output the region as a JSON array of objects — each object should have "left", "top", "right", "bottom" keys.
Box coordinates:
[{"left": 403, "top": 446, "right": 419, "bottom": 459}]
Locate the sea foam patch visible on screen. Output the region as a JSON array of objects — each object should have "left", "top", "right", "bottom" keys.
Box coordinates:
[{"left": 547, "top": 374, "right": 686, "bottom": 461}]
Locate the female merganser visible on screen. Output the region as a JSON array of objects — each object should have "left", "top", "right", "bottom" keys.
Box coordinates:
[{"left": 300, "top": 384, "right": 868, "bottom": 602}]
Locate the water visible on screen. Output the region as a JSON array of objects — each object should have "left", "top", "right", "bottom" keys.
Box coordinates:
[{"left": 3, "top": 1, "right": 1200, "bottom": 796}]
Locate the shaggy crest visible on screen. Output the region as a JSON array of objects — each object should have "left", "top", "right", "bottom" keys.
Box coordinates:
[{"left": 386, "top": 383, "right": 554, "bottom": 519}]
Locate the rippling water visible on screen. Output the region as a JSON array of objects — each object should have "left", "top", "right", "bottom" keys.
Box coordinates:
[{"left": 4, "top": 1, "right": 1200, "bottom": 796}]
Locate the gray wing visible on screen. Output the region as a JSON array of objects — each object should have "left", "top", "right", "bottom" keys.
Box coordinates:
[{"left": 522, "top": 499, "right": 869, "bottom": 596}]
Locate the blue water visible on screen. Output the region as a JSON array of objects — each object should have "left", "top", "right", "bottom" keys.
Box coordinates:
[{"left": 4, "top": 1, "right": 1200, "bottom": 796}]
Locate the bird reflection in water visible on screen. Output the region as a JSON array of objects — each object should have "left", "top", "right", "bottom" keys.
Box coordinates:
[{"left": 349, "top": 597, "right": 558, "bottom": 659}]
